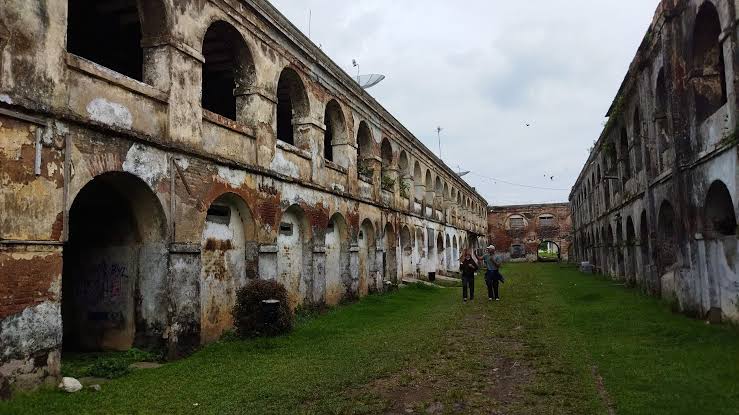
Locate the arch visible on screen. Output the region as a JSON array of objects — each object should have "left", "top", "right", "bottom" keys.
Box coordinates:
[
  {"left": 704, "top": 180, "right": 737, "bottom": 236},
  {"left": 537, "top": 240, "right": 561, "bottom": 262},
  {"left": 620, "top": 126, "right": 631, "bottom": 180},
  {"left": 323, "top": 100, "right": 348, "bottom": 165},
  {"left": 452, "top": 236, "right": 459, "bottom": 270},
  {"left": 436, "top": 231, "right": 445, "bottom": 273},
  {"left": 201, "top": 21, "right": 255, "bottom": 121},
  {"left": 445, "top": 234, "right": 452, "bottom": 272},
  {"left": 632, "top": 106, "right": 643, "bottom": 172},
  {"left": 276, "top": 68, "right": 310, "bottom": 147},
  {"left": 358, "top": 219, "right": 377, "bottom": 295},
  {"left": 200, "top": 193, "right": 257, "bottom": 343},
  {"left": 691, "top": 1, "right": 727, "bottom": 124},
  {"left": 357, "top": 121, "right": 374, "bottom": 178},
  {"left": 277, "top": 204, "right": 312, "bottom": 307},
  {"left": 399, "top": 151, "right": 410, "bottom": 177},
  {"left": 381, "top": 138, "right": 394, "bottom": 191},
  {"left": 67, "top": 0, "right": 157, "bottom": 82},
  {"left": 425, "top": 170, "right": 433, "bottom": 205},
  {"left": 657, "top": 200, "right": 677, "bottom": 270},
  {"left": 383, "top": 223, "right": 398, "bottom": 285},
  {"left": 62, "top": 172, "right": 167, "bottom": 353},
  {"left": 626, "top": 216, "right": 637, "bottom": 284},
  {"left": 400, "top": 226, "right": 413, "bottom": 278},
  {"left": 655, "top": 68, "right": 671, "bottom": 173},
  {"left": 616, "top": 220, "right": 625, "bottom": 279},
  {"left": 606, "top": 224, "right": 615, "bottom": 276},
  {"left": 414, "top": 227, "right": 426, "bottom": 276},
  {"left": 325, "top": 213, "right": 350, "bottom": 305},
  {"left": 639, "top": 210, "right": 650, "bottom": 282}
]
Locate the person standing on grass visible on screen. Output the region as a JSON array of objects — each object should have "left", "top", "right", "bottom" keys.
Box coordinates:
[
  {"left": 459, "top": 249, "right": 478, "bottom": 302},
  {"left": 481, "top": 245, "right": 503, "bottom": 301}
]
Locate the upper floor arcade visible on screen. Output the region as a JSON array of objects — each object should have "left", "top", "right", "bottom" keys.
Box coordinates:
[{"left": 0, "top": 0, "right": 487, "bottom": 234}]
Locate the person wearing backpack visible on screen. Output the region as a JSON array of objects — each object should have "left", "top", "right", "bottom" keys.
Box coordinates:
[{"left": 481, "top": 245, "right": 504, "bottom": 301}]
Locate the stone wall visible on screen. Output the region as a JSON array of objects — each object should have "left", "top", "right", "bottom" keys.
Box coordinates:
[
  {"left": 0, "top": 0, "right": 488, "bottom": 395},
  {"left": 487, "top": 203, "right": 572, "bottom": 262},
  {"left": 569, "top": 0, "right": 739, "bottom": 324}
]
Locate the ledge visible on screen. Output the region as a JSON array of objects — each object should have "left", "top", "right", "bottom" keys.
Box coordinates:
[
  {"left": 169, "top": 243, "right": 200, "bottom": 254},
  {"left": 325, "top": 160, "right": 347, "bottom": 174},
  {"left": 277, "top": 140, "right": 311, "bottom": 160},
  {"left": 259, "top": 244, "right": 279, "bottom": 254},
  {"left": 202, "top": 110, "right": 256, "bottom": 138},
  {"left": 66, "top": 53, "right": 169, "bottom": 103},
  {"left": 359, "top": 176, "right": 374, "bottom": 185}
]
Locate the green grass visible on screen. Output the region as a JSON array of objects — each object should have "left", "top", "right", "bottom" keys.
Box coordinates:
[
  {"left": 1, "top": 285, "right": 461, "bottom": 415},
  {"left": 532, "top": 264, "right": 739, "bottom": 414},
  {"left": 4, "top": 264, "right": 739, "bottom": 414}
]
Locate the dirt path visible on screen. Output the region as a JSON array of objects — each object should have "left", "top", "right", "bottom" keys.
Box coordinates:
[{"left": 330, "top": 273, "right": 604, "bottom": 415}]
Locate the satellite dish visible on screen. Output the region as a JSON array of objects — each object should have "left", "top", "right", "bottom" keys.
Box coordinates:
[{"left": 356, "top": 74, "right": 386, "bottom": 89}]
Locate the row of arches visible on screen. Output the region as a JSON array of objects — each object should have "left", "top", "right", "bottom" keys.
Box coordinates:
[
  {"left": 62, "top": 170, "right": 476, "bottom": 353},
  {"left": 65, "top": 0, "right": 485, "bottom": 229},
  {"left": 575, "top": 181, "right": 736, "bottom": 297},
  {"left": 573, "top": 0, "right": 730, "bottom": 227}
]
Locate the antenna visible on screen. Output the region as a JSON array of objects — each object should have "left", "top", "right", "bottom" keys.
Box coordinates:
[
  {"left": 308, "top": 9, "right": 311, "bottom": 39},
  {"left": 436, "top": 126, "right": 443, "bottom": 159}
]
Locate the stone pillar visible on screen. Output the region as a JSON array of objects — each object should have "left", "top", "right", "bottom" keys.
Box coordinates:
[
  {"left": 258, "top": 244, "right": 279, "bottom": 281},
  {"left": 349, "top": 244, "right": 360, "bottom": 297},
  {"left": 235, "top": 86, "right": 276, "bottom": 169},
  {"left": 167, "top": 243, "right": 201, "bottom": 359},
  {"left": 312, "top": 245, "right": 327, "bottom": 304},
  {"left": 294, "top": 116, "right": 326, "bottom": 183}
]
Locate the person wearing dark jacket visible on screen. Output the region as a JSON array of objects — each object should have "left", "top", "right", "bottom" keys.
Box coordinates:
[{"left": 459, "top": 249, "right": 479, "bottom": 302}]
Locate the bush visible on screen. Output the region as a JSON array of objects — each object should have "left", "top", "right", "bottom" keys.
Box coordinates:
[{"left": 232, "top": 279, "right": 294, "bottom": 338}]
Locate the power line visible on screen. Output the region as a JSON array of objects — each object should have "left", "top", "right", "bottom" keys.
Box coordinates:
[{"left": 468, "top": 171, "right": 570, "bottom": 191}]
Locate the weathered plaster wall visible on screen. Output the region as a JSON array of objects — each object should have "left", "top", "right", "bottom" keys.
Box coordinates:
[
  {"left": 0, "top": 0, "right": 488, "bottom": 395},
  {"left": 570, "top": 0, "right": 739, "bottom": 323},
  {"left": 487, "top": 203, "right": 572, "bottom": 262}
]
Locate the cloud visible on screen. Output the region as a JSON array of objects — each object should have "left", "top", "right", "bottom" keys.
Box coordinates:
[{"left": 270, "top": 0, "right": 659, "bottom": 205}]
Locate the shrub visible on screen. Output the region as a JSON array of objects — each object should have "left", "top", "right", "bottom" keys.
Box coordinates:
[{"left": 232, "top": 279, "right": 294, "bottom": 338}]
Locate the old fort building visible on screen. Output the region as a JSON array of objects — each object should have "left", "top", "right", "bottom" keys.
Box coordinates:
[
  {"left": 0, "top": 0, "right": 488, "bottom": 389},
  {"left": 569, "top": 0, "right": 738, "bottom": 322}
]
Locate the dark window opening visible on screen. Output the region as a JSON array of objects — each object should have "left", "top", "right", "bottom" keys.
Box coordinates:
[
  {"left": 324, "top": 114, "right": 334, "bottom": 161},
  {"left": 620, "top": 128, "right": 631, "bottom": 180},
  {"left": 705, "top": 181, "right": 737, "bottom": 236},
  {"left": 202, "top": 21, "right": 248, "bottom": 121},
  {"left": 692, "top": 3, "right": 727, "bottom": 123},
  {"left": 206, "top": 205, "right": 231, "bottom": 225},
  {"left": 277, "top": 81, "right": 294, "bottom": 145},
  {"left": 67, "top": 0, "right": 143, "bottom": 81},
  {"left": 279, "top": 222, "right": 293, "bottom": 236}
]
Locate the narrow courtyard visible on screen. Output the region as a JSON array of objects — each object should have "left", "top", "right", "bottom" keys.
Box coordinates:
[{"left": 4, "top": 263, "right": 739, "bottom": 415}]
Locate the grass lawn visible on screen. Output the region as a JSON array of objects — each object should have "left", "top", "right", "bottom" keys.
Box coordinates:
[{"left": 3, "top": 263, "right": 739, "bottom": 414}]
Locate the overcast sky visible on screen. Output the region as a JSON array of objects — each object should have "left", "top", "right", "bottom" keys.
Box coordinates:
[{"left": 270, "top": 0, "right": 659, "bottom": 206}]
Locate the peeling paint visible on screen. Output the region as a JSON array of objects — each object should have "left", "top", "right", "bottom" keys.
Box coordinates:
[
  {"left": 86, "top": 98, "right": 133, "bottom": 129},
  {"left": 216, "top": 166, "right": 246, "bottom": 188},
  {"left": 122, "top": 143, "right": 168, "bottom": 187}
]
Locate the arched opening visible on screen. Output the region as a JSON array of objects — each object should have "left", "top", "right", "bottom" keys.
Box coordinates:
[
  {"left": 657, "top": 200, "right": 677, "bottom": 272},
  {"left": 436, "top": 231, "right": 445, "bottom": 273},
  {"left": 414, "top": 228, "right": 425, "bottom": 277},
  {"left": 323, "top": 100, "right": 347, "bottom": 165},
  {"left": 276, "top": 68, "right": 309, "bottom": 147},
  {"left": 357, "top": 122, "right": 374, "bottom": 179},
  {"left": 626, "top": 217, "right": 637, "bottom": 284},
  {"left": 691, "top": 2, "right": 727, "bottom": 124},
  {"left": 425, "top": 171, "right": 433, "bottom": 206},
  {"left": 537, "top": 241, "right": 560, "bottom": 262},
  {"left": 358, "top": 219, "right": 376, "bottom": 295},
  {"left": 606, "top": 225, "right": 615, "bottom": 276},
  {"left": 400, "top": 226, "right": 413, "bottom": 278},
  {"left": 325, "top": 213, "right": 350, "bottom": 305},
  {"left": 620, "top": 127, "right": 631, "bottom": 181},
  {"left": 383, "top": 223, "right": 397, "bottom": 285},
  {"left": 381, "top": 139, "right": 394, "bottom": 192},
  {"left": 702, "top": 181, "right": 737, "bottom": 309},
  {"left": 201, "top": 21, "right": 255, "bottom": 121},
  {"left": 434, "top": 178, "right": 443, "bottom": 211},
  {"left": 655, "top": 69, "right": 671, "bottom": 173},
  {"left": 67, "top": 0, "right": 146, "bottom": 81},
  {"left": 277, "top": 205, "right": 312, "bottom": 307},
  {"left": 445, "top": 234, "right": 452, "bottom": 272},
  {"left": 200, "top": 193, "right": 257, "bottom": 344},
  {"left": 616, "top": 220, "right": 625, "bottom": 279},
  {"left": 632, "top": 107, "right": 643, "bottom": 173},
  {"left": 452, "top": 236, "right": 459, "bottom": 271},
  {"left": 399, "top": 152, "right": 410, "bottom": 199},
  {"left": 62, "top": 172, "right": 167, "bottom": 354},
  {"left": 640, "top": 210, "right": 650, "bottom": 283},
  {"left": 413, "top": 162, "right": 423, "bottom": 201}
]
